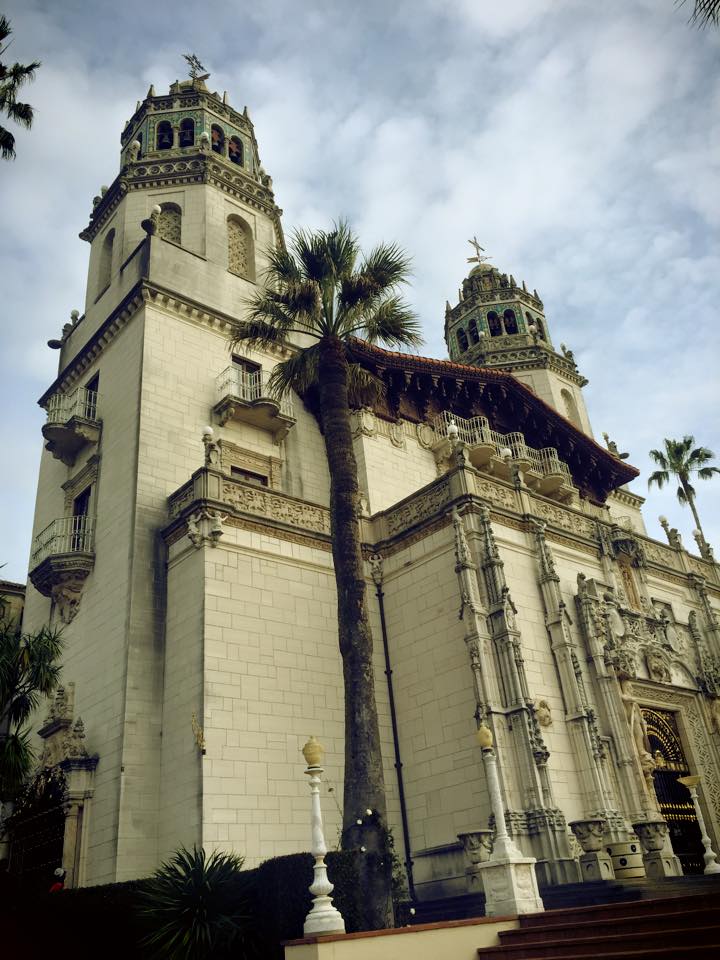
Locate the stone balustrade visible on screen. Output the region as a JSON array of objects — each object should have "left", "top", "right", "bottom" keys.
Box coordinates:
[{"left": 30, "top": 516, "right": 96, "bottom": 569}]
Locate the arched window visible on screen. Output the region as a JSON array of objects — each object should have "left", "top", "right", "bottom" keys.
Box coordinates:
[
  {"left": 487, "top": 311, "right": 502, "bottom": 337},
  {"left": 98, "top": 228, "right": 114, "bottom": 293},
  {"left": 503, "top": 309, "right": 518, "bottom": 335},
  {"left": 179, "top": 118, "right": 195, "bottom": 148},
  {"left": 157, "top": 202, "right": 182, "bottom": 245},
  {"left": 156, "top": 120, "right": 173, "bottom": 151},
  {"left": 468, "top": 317, "right": 480, "bottom": 344},
  {"left": 561, "top": 388, "right": 581, "bottom": 429},
  {"left": 211, "top": 124, "right": 225, "bottom": 154},
  {"left": 535, "top": 318, "right": 546, "bottom": 340},
  {"left": 228, "top": 136, "right": 243, "bottom": 165},
  {"left": 136, "top": 131, "right": 143, "bottom": 158},
  {"left": 457, "top": 328, "right": 469, "bottom": 352},
  {"left": 227, "top": 215, "right": 255, "bottom": 280}
]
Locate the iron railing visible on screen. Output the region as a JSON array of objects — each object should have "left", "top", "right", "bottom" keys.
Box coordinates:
[
  {"left": 30, "top": 516, "right": 96, "bottom": 568},
  {"left": 216, "top": 366, "right": 294, "bottom": 418},
  {"left": 45, "top": 388, "right": 99, "bottom": 425}
]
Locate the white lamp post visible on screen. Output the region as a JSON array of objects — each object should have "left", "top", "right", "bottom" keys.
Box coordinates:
[
  {"left": 677, "top": 775, "right": 720, "bottom": 875},
  {"left": 474, "top": 724, "right": 544, "bottom": 915},
  {"left": 302, "top": 736, "right": 346, "bottom": 936}
]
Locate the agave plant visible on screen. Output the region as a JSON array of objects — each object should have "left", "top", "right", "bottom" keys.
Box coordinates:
[{"left": 136, "top": 846, "right": 258, "bottom": 960}]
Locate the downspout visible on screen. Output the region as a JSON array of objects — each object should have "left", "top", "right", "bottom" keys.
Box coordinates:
[{"left": 371, "top": 560, "right": 416, "bottom": 902}]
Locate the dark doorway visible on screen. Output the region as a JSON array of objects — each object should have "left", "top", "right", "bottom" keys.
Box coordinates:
[
  {"left": 643, "top": 707, "right": 705, "bottom": 874},
  {"left": 7, "top": 769, "right": 66, "bottom": 894}
]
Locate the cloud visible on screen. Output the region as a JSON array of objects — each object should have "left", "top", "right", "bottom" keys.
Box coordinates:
[{"left": 0, "top": 0, "right": 718, "bottom": 580}]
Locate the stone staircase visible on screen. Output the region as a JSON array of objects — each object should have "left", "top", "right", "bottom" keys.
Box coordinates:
[{"left": 476, "top": 891, "right": 720, "bottom": 959}]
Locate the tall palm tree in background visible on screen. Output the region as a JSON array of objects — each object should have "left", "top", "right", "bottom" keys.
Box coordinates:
[
  {"left": 0, "top": 16, "right": 40, "bottom": 162},
  {"left": 648, "top": 436, "right": 719, "bottom": 537},
  {"left": 229, "top": 221, "right": 421, "bottom": 926}
]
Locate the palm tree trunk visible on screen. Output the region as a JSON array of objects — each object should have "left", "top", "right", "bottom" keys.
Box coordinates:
[
  {"left": 317, "top": 335, "right": 391, "bottom": 927},
  {"left": 680, "top": 475, "right": 704, "bottom": 537}
]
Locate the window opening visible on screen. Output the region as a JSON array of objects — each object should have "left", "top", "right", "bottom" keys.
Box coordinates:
[
  {"left": 228, "top": 136, "right": 243, "bottom": 165},
  {"left": 156, "top": 120, "right": 173, "bottom": 150},
  {"left": 179, "top": 118, "right": 195, "bottom": 148},
  {"left": 230, "top": 466, "right": 268, "bottom": 487}
]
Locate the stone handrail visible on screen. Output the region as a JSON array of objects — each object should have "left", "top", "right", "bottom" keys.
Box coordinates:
[{"left": 45, "top": 387, "right": 100, "bottom": 425}]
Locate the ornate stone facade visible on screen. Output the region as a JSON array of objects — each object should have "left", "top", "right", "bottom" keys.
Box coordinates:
[{"left": 20, "top": 78, "right": 720, "bottom": 899}]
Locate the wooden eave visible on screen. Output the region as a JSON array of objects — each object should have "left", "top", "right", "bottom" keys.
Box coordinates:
[{"left": 345, "top": 338, "right": 639, "bottom": 504}]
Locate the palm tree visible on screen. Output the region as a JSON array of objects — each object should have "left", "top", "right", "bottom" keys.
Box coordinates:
[
  {"left": 648, "top": 436, "right": 720, "bottom": 537},
  {"left": 0, "top": 16, "right": 41, "bottom": 162},
  {"left": 229, "top": 221, "right": 421, "bottom": 926}
]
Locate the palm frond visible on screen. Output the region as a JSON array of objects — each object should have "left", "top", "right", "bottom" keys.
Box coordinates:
[
  {"left": 360, "top": 296, "right": 423, "bottom": 348},
  {"left": 698, "top": 466, "right": 720, "bottom": 480},
  {"left": 266, "top": 345, "right": 321, "bottom": 397},
  {"left": 3, "top": 99, "right": 32, "bottom": 127},
  {"left": 677, "top": 484, "right": 688, "bottom": 505},
  {"left": 647, "top": 469, "right": 669, "bottom": 490},
  {"left": 686, "top": 0, "right": 720, "bottom": 27},
  {"left": 346, "top": 363, "right": 386, "bottom": 407},
  {"left": 648, "top": 449, "right": 668, "bottom": 470},
  {"left": 0, "top": 124, "right": 15, "bottom": 160},
  {"left": 689, "top": 445, "right": 715, "bottom": 466}
]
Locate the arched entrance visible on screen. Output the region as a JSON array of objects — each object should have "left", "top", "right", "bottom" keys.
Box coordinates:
[{"left": 642, "top": 708, "right": 705, "bottom": 874}]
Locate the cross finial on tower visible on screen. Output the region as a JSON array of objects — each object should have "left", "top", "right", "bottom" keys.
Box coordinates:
[
  {"left": 183, "top": 53, "right": 210, "bottom": 81},
  {"left": 467, "top": 236, "right": 492, "bottom": 267}
]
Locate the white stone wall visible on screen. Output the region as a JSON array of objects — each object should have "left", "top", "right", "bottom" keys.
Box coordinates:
[{"left": 353, "top": 421, "right": 437, "bottom": 515}]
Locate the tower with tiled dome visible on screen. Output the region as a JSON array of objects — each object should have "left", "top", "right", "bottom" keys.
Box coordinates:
[{"left": 445, "top": 241, "right": 592, "bottom": 435}]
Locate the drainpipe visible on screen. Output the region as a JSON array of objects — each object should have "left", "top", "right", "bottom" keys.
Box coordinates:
[{"left": 371, "top": 562, "right": 416, "bottom": 902}]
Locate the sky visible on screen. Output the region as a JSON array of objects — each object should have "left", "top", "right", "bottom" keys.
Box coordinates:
[{"left": 0, "top": 0, "right": 719, "bottom": 583}]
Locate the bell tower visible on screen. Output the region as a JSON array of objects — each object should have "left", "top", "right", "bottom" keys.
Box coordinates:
[
  {"left": 23, "top": 68, "right": 285, "bottom": 884},
  {"left": 444, "top": 242, "right": 593, "bottom": 436}
]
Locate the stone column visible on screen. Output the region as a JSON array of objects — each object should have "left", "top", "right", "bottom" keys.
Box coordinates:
[
  {"left": 569, "top": 819, "right": 615, "bottom": 881},
  {"left": 632, "top": 818, "right": 682, "bottom": 879}
]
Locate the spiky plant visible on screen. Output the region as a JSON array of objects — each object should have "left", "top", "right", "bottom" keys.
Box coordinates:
[
  {"left": 0, "top": 17, "right": 41, "bottom": 161},
  {"left": 648, "top": 436, "right": 719, "bottom": 537},
  {"left": 136, "top": 846, "right": 258, "bottom": 960},
  {"left": 229, "top": 220, "right": 421, "bottom": 928},
  {"left": 0, "top": 613, "right": 63, "bottom": 802}
]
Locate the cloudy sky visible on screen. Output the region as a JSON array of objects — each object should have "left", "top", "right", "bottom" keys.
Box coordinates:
[{"left": 1, "top": 0, "right": 718, "bottom": 582}]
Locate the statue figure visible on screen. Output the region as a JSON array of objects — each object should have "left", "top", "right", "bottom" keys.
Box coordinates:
[
  {"left": 708, "top": 699, "right": 720, "bottom": 735},
  {"left": 646, "top": 649, "right": 671, "bottom": 684},
  {"left": 129, "top": 140, "right": 141, "bottom": 162},
  {"left": 601, "top": 432, "right": 629, "bottom": 460},
  {"left": 620, "top": 680, "right": 655, "bottom": 786},
  {"left": 536, "top": 699, "right": 552, "bottom": 728}
]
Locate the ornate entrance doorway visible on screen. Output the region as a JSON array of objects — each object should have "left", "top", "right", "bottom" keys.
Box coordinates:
[
  {"left": 642, "top": 708, "right": 704, "bottom": 874},
  {"left": 7, "top": 768, "right": 66, "bottom": 893}
]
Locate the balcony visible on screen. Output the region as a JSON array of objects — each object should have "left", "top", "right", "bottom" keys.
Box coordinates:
[
  {"left": 432, "top": 411, "right": 573, "bottom": 499},
  {"left": 213, "top": 367, "right": 296, "bottom": 440},
  {"left": 42, "top": 388, "right": 101, "bottom": 465},
  {"left": 29, "top": 517, "right": 95, "bottom": 622}
]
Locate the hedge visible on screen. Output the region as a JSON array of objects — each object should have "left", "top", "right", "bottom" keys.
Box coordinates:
[{"left": 0, "top": 849, "right": 390, "bottom": 959}]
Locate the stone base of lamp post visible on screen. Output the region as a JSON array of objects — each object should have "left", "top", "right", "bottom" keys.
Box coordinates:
[
  {"left": 475, "top": 856, "right": 544, "bottom": 917},
  {"left": 578, "top": 850, "right": 615, "bottom": 881},
  {"left": 569, "top": 818, "right": 615, "bottom": 882},
  {"left": 458, "top": 830, "right": 494, "bottom": 894},
  {"left": 632, "top": 820, "right": 683, "bottom": 879}
]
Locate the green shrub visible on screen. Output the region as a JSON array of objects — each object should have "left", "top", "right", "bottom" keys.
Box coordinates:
[{"left": 135, "top": 846, "right": 260, "bottom": 960}]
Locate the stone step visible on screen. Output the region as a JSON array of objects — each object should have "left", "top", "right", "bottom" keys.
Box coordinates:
[
  {"left": 500, "top": 906, "right": 717, "bottom": 945},
  {"left": 518, "top": 890, "right": 718, "bottom": 927},
  {"left": 476, "top": 924, "right": 720, "bottom": 959}
]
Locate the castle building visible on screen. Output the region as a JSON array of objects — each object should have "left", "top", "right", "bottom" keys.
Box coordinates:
[{"left": 14, "top": 76, "right": 720, "bottom": 898}]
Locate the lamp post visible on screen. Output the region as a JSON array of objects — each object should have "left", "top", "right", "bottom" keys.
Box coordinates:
[
  {"left": 301, "top": 736, "right": 346, "bottom": 936},
  {"left": 473, "top": 724, "right": 544, "bottom": 915},
  {"left": 677, "top": 775, "right": 720, "bottom": 875}
]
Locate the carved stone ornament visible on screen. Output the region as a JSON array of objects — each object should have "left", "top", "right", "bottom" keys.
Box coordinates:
[
  {"left": 569, "top": 818, "right": 607, "bottom": 853},
  {"left": 632, "top": 819, "right": 669, "bottom": 854},
  {"left": 457, "top": 829, "right": 494, "bottom": 865},
  {"left": 535, "top": 699, "right": 553, "bottom": 727},
  {"left": 51, "top": 580, "right": 85, "bottom": 624},
  {"left": 416, "top": 422, "right": 435, "bottom": 449},
  {"left": 351, "top": 407, "right": 377, "bottom": 439},
  {"left": 388, "top": 421, "right": 405, "bottom": 448},
  {"left": 646, "top": 647, "right": 672, "bottom": 684},
  {"left": 368, "top": 553, "right": 384, "bottom": 586},
  {"left": 187, "top": 508, "right": 226, "bottom": 548}
]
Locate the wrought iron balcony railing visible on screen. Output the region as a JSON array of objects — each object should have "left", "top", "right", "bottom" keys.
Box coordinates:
[
  {"left": 214, "top": 367, "right": 295, "bottom": 439},
  {"left": 45, "top": 387, "right": 99, "bottom": 425},
  {"left": 30, "top": 516, "right": 96, "bottom": 570}
]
